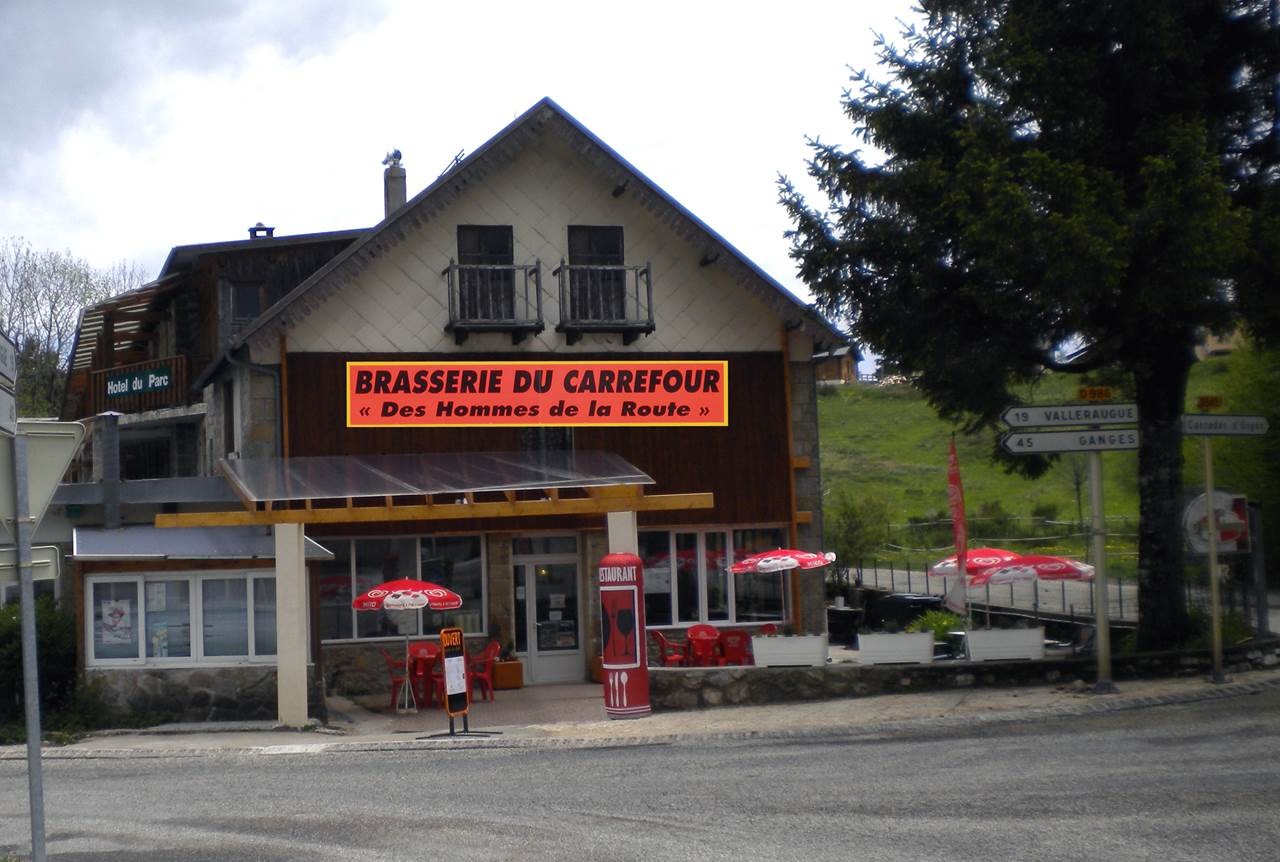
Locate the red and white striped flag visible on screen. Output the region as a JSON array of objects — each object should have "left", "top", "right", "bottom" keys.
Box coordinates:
[{"left": 944, "top": 437, "right": 968, "bottom": 615}]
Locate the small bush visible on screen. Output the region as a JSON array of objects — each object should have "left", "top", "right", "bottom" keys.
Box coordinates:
[
  {"left": 906, "top": 609, "right": 967, "bottom": 642},
  {"left": 1187, "top": 606, "right": 1253, "bottom": 651},
  {"left": 0, "top": 597, "right": 77, "bottom": 724}
]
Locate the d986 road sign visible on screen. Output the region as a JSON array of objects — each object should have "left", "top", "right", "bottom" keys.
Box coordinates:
[{"left": 1001, "top": 428, "right": 1139, "bottom": 454}]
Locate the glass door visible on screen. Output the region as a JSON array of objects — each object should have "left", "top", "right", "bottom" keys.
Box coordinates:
[{"left": 513, "top": 561, "right": 582, "bottom": 683}]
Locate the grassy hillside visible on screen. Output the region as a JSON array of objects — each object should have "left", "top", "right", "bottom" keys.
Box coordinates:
[
  {"left": 819, "top": 372, "right": 1140, "bottom": 526},
  {"left": 817, "top": 352, "right": 1278, "bottom": 568}
]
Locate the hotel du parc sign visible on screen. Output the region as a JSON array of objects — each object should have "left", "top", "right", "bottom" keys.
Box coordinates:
[{"left": 346, "top": 360, "right": 729, "bottom": 427}]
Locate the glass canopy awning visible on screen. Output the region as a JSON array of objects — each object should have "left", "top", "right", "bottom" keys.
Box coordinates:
[
  {"left": 154, "top": 450, "right": 711, "bottom": 528},
  {"left": 219, "top": 450, "right": 653, "bottom": 504}
]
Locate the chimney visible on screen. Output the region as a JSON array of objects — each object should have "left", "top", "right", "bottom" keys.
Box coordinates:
[
  {"left": 248, "top": 222, "right": 275, "bottom": 239},
  {"left": 383, "top": 149, "right": 406, "bottom": 217}
]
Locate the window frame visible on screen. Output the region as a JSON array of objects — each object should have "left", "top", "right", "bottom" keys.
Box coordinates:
[
  {"left": 316, "top": 533, "right": 488, "bottom": 644},
  {"left": 84, "top": 570, "right": 276, "bottom": 668},
  {"left": 639, "top": 525, "right": 789, "bottom": 629}
]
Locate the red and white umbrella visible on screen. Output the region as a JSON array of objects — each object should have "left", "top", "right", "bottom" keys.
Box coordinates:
[
  {"left": 352, "top": 578, "right": 463, "bottom": 611},
  {"left": 927, "top": 547, "right": 1021, "bottom": 579},
  {"left": 930, "top": 550, "right": 1094, "bottom": 586},
  {"left": 730, "top": 548, "right": 836, "bottom": 575},
  {"left": 352, "top": 578, "right": 463, "bottom": 713}
]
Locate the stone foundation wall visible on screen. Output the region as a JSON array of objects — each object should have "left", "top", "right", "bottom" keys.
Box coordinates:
[
  {"left": 87, "top": 665, "right": 323, "bottom": 723},
  {"left": 320, "top": 639, "right": 493, "bottom": 699},
  {"left": 649, "top": 639, "right": 1280, "bottom": 710}
]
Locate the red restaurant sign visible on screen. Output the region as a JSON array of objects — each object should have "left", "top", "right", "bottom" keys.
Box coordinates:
[{"left": 346, "top": 360, "right": 728, "bottom": 428}]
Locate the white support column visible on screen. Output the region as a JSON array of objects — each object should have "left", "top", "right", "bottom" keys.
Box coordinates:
[
  {"left": 606, "top": 510, "right": 638, "bottom": 555},
  {"left": 274, "top": 523, "right": 309, "bottom": 727}
]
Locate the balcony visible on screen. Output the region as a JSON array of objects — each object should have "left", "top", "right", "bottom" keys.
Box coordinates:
[
  {"left": 442, "top": 260, "right": 544, "bottom": 345},
  {"left": 84, "top": 355, "right": 190, "bottom": 417},
  {"left": 553, "top": 261, "right": 654, "bottom": 345}
]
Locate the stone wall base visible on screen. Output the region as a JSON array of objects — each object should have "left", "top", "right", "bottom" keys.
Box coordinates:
[
  {"left": 649, "top": 640, "right": 1280, "bottom": 711},
  {"left": 86, "top": 665, "right": 323, "bottom": 723}
]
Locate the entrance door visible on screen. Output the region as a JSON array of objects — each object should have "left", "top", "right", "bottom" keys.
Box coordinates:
[{"left": 513, "top": 561, "right": 583, "bottom": 683}]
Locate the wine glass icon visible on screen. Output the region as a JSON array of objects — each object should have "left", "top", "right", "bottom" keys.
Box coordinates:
[{"left": 615, "top": 607, "right": 635, "bottom": 660}]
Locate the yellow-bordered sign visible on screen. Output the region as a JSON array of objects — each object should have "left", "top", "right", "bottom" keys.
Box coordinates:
[
  {"left": 439, "top": 627, "right": 469, "bottom": 717},
  {"left": 346, "top": 360, "right": 728, "bottom": 428}
]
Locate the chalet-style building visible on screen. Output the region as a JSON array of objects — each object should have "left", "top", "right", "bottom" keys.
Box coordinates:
[{"left": 54, "top": 98, "right": 842, "bottom": 725}]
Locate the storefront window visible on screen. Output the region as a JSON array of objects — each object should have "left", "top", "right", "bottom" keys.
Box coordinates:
[
  {"left": 202, "top": 578, "right": 248, "bottom": 657},
  {"left": 86, "top": 572, "right": 274, "bottom": 666},
  {"left": 512, "top": 536, "right": 577, "bottom": 556},
  {"left": 253, "top": 578, "right": 277, "bottom": 655},
  {"left": 675, "top": 533, "right": 700, "bottom": 623},
  {"left": 355, "top": 537, "right": 417, "bottom": 638},
  {"left": 639, "top": 531, "right": 672, "bottom": 626},
  {"left": 316, "top": 540, "right": 352, "bottom": 641},
  {"left": 93, "top": 581, "right": 139, "bottom": 660},
  {"left": 640, "top": 527, "right": 788, "bottom": 628},
  {"left": 733, "top": 528, "right": 787, "bottom": 622},
  {"left": 317, "top": 534, "right": 487, "bottom": 643},
  {"left": 145, "top": 580, "right": 191, "bottom": 658},
  {"left": 706, "top": 532, "right": 729, "bottom": 621},
  {"left": 422, "top": 535, "right": 483, "bottom": 635}
]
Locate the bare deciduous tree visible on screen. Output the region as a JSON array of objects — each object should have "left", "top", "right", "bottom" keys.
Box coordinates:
[{"left": 0, "top": 236, "right": 146, "bottom": 416}]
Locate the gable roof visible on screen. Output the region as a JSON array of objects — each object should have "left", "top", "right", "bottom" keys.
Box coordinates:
[{"left": 232, "top": 97, "right": 846, "bottom": 353}]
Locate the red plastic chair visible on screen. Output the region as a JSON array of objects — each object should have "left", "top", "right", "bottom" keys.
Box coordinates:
[
  {"left": 468, "top": 640, "right": 502, "bottom": 702},
  {"left": 685, "top": 624, "right": 720, "bottom": 667},
  {"left": 758, "top": 623, "right": 779, "bottom": 636},
  {"left": 379, "top": 648, "right": 411, "bottom": 710},
  {"left": 717, "top": 629, "right": 751, "bottom": 666},
  {"left": 407, "top": 641, "right": 442, "bottom": 707},
  {"left": 649, "top": 630, "right": 686, "bottom": 667}
]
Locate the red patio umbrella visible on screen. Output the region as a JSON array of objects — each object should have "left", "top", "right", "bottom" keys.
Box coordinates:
[
  {"left": 352, "top": 577, "right": 463, "bottom": 612},
  {"left": 929, "top": 550, "right": 1094, "bottom": 586},
  {"left": 352, "top": 578, "right": 463, "bottom": 713},
  {"left": 927, "top": 547, "right": 1021, "bottom": 579},
  {"left": 730, "top": 548, "right": 836, "bottom": 574}
]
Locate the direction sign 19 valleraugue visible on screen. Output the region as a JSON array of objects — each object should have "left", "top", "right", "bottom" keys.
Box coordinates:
[
  {"left": 1181, "top": 414, "right": 1269, "bottom": 436},
  {"left": 1001, "top": 403, "right": 1138, "bottom": 428},
  {"left": 1001, "top": 428, "right": 1140, "bottom": 454}
]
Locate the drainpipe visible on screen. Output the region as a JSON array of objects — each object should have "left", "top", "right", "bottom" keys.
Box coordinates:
[{"left": 225, "top": 348, "right": 283, "bottom": 459}]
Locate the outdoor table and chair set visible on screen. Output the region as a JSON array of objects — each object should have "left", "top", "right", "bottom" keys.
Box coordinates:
[
  {"left": 649, "top": 623, "right": 776, "bottom": 667},
  {"left": 380, "top": 639, "right": 502, "bottom": 711}
]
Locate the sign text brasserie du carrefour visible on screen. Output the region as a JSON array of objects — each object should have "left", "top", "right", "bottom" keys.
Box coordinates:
[{"left": 346, "top": 360, "right": 728, "bottom": 427}]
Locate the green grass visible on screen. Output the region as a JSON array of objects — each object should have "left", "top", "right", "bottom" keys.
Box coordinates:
[{"left": 817, "top": 357, "right": 1253, "bottom": 564}]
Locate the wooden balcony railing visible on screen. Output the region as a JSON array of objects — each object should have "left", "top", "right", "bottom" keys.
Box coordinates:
[
  {"left": 442, "top": 260, "right": 544, "bottom": 345},
  {"left": 85, "top": 355, "right": 189, "bottom": 417},
  {"left": 553, "top": 261, "right": 654, "bottom": 345}
]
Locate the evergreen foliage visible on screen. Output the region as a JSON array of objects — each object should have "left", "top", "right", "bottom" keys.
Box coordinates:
[{"left": 783, "top": 1, "right": 1279, "bottom": 648}]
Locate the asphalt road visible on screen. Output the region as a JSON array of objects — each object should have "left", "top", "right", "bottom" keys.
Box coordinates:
[{"left": 3, "top": 690, "right": 1278, "bottom": 861}]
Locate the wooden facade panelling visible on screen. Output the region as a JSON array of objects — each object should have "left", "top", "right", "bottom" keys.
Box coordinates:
[{"left": 285, "top": 352, "right": 792, "bottom": 533}]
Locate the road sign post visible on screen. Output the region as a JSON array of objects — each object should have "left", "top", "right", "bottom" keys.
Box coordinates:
[
  {"left": 1182, "top": 411, "right": 1269, "bottom": 685},
  {"left": 1000, "top": 402, "right": 1139, "bottom": 694},
  {"left": 0, "top": 340, "right": 84, "bottom": 862}
]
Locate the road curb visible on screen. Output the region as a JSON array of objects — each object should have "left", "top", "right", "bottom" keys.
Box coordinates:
[{"left": 6, "top": 674, "right": 1278, "bottom": 761}]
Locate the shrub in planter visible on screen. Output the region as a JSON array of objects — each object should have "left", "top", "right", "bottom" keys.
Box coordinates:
[{"left": 906, "top": 609, "right": 967, "bottom": 643}]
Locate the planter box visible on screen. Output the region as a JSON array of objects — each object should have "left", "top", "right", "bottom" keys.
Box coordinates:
[
  {"left": 856, "top": 631, "right": 934, "bottom": 665},
  {"left": 493, "top": 660, "right": 524, "bottom": 689},
  {"left": 751, "top": 634, "right": 828, "bottom": 667},
  {"left": 965, "top": 627, "right": 1045, "bottom": 662}
]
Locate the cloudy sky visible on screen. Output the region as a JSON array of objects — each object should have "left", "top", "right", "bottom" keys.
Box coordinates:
[{"left": 2, "top": 0, "right": 921, "bottom": 364}]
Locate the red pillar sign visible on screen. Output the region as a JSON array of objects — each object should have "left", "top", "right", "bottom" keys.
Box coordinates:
[{"left": 598, "top": 553, "right": 650, "bottom": 719}]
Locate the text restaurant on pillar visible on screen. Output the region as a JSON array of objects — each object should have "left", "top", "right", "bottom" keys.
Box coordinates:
[{"left": 44, "top": 98, "right": 844, "bottom": 725}]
